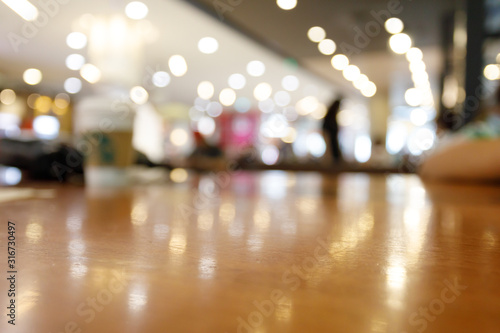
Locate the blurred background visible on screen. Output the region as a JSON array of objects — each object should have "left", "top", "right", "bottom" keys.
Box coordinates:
[{"left": 0, "top": 0, "right": 499, "bottom": 185}]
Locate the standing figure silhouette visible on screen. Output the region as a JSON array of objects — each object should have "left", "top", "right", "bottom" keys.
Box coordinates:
[{"left": 322, "top": 99, "right": 343, "bottom": 164}]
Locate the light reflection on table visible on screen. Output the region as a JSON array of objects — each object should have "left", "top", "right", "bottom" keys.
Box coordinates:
[{"left": 0, "top": 171, "right": 499, "bottom": 333}]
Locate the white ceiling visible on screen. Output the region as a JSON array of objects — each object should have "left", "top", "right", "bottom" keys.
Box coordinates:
[{"left": 0, "top": 0, "right": 343, "bottom": 107}]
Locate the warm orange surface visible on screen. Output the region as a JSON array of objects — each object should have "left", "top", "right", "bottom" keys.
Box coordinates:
[{"left": 1, "top": 171, "right": 499, "bottom": 333}]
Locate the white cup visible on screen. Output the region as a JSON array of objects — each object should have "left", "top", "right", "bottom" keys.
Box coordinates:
[{"left": 74, "top": 93, "right": 135, "bottom": 187}]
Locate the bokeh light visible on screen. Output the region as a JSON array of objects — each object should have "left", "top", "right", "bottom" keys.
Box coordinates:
[
  {"left": 254, "top": 82, "right": 272, "bottom": 101},
  {"left": 281, "top": 75, "right": 300, "bottom": 91},
  {"left": 406, "top": 47, "right": 423, "bottom": 62},
  {"left": 405, "top": 88, "right": 422, "bottom": 106},
  {"left": 277, "top": 0, "right": 297, "bottom": 10},
  {"left": 152, "top": 71, "right": 171, "bottom": 87},
  {"left": 307, "top": 132, "right": 327, "bottom": 157},
  {"left": 247, "top": 60, "right": 266, "bottom": 77},
  {"left": 219, "top": 88, "right": 236, "bottom": 106},
  {"left": 169, "top": 55, "right": 188, "bottom": 77},
  {"left": 207, "top": 101, "right": 223, "bottom": 117},
  {"left": 274, "top": 91, "right": 291, "bottom": 107},
  {"left": 198, "top": 116, "right": 216, "bottom": 136},
  {"left": 170, "top": 168, "right": 188, "bottom": 183},
  {"left": 0, "top": 89, "right": 16, "bottom": 105},
  {"left": 258, "top": 99, "right": 275, "bottom": 113},
  {"left": 343, "top": 65, "right": 361, "bottom": 81},
  {"left": 66, "top": 32, "right": 87, "bottom": 50},
  {"left": 410, "top": 108, "right": 428, "bottom": 126},
  {"left": 384, "top": 18, "right": 404, "bottom": 34},
  {"left": 197, "top": 81, "right": 215, "bottom": 100},
  {"left": 484, "top": 64, "right": 500, "bottom": 80},
  {"left": 64, "top": 77, "right": 82, "bottom": 94},
  {"left": 331, "top": 54, "right": 349, "bottom": 70},
  {"left": 389, "top": 33, "right": 412, "bottom": 54},
  {"left": 261, "top": 146, "right": 280, "bottom": 165},
  {"left": 198, "top": 37, "right": 219, "bottom": 54},
  {"left": 33, "top": 116, "right": 60, "bottom": 139},
  {"left": 23, "top": 68, "right": 42, "bottom": 85},
  {"left": 130, "top": 86, "right": 149, "bottom": 105},
  {"left": 360, "top": 82, "right": 377, "bottom": 97},
  {"left": 125, "top": 1, "right": 148, "bottom": 20},
  {"left": 234, "top": 97, "right": 251, "bottom": 113},
  {"left": 54, "top": 93, "right": 70, "bottom": 109},
  {"left": 318, "top": 39, "right": 336, "bottom": 55},
  {"left": 228, "top": 73, "right": 246, "bottom": 90},
  {"left": 170, "top": 128, "right": 189, "bottom": 146},
  {"left": 307, "top": 26, "right": 326, "bottom": 42},
  {"left": 65, "top": 54, "right": 85, "bottom": 71},
  {"left": 80, "top": 64, "right": 101, "bottom": 84}
]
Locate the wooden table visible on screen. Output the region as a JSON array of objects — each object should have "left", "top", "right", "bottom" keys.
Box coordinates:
[{"left": 1, "top": 171, "right": 499, "bottom": 333}]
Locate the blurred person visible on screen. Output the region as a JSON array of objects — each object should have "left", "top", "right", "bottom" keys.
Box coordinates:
[{"left": 322, "top": 98, "right": 343, "bottom": 164}]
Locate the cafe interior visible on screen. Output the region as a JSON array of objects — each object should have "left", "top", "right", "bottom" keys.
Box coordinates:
[{"left": 0, "top": 0, "right": 499, "bottom": 332}]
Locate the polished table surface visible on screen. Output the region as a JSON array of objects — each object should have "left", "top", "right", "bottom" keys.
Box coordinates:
[{"left": 1, "top": 171, "right": 499, "bottom": 333}]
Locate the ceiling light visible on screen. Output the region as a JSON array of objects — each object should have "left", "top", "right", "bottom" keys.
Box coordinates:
[
  {"left": 360, "top": 82, "right": 377, "bottom": 97},
  {"left": 197, "top": 81, "right": 214, "bottom": 100},
  {"left": 198, "top": 37, "right": 219, "bottom": 54},
  {"left": 23, "top": 68, "right": 42, "bottom": 85},
  {"left": 0, "top": 89, "right": 16, "bottom": 105},
  {"left": 384, "top": 18, "right": 404, "bottom": 34},
  {"left": 80, "top": 64, "right": 101, "bottom": 84},
  {"left": 125, "top": 1, "right": 148, "bottom": 20},
  {"left": 405, "top": 88, "right": 423, "bottom": 106},
  {"left": 207, "top": 101, "right": 223, "bottom": 117},
  {"left": 406, "top": 47, "right": 423, "bottom": 62},
  {"left": 318, "top": 39, "right": 336, "bottom": 55},
  {"left": 247, "top": 60, "right": 265, "bottom": 77},
  {"left": 389, "top": 33, "right": 412, "bottom": 54},
  {"left": 152, "top": 71, "right": 170, "bottom": 87},
  {"left": 169, "top": 55, "right": 188, "bottom": 77},
  {"left": 296, "top": 96, "right": 319, "bottom": 115},
  {"left": 410, "top": 108, "right": 428, "bottom": 126},
  {"left": 198, "top": 116, "right": 216, "bottom": 136},
  {"left": 66, "top": 32, "right": 87, "bottom": 50},
  {"left": 331, "top": 54, "right": 349, "bottom": 70},
  {"left": 219, "top": 88, "right": 236, "bottom": 106},
  {"left": 1, "top": 0, "right": 38, "bottom": 21},
  {"left": 130, "top": 86, "right": 149, "bottom": 105},
  {"left": 343, "top": 65, "right": 361, "bottom": 81},
  {"left": 281, "top": 75, "right": 299, "bottom": 91},
  {"left": 353, "top": 74, "right": 369, "bottom": 89},
  {"left": 254, "top": 82, "right": 272, "bottom": 101},
  {"left": 484, "top": 64, "right": 500, "bottom": 80},
  {"left": 64, "top": 78, "right": 82, "bottom": 94},
  {"left": 276, "top": 0, "right": 297, "bottom": 10},
  {"left": 307, "top": 26, "right": 326, "bottom": 42},
  {"left": 228, "top": 73, "right": 246, "bottom": 90},
  {"left": 65, "top": 54, "right": 85, "bottom": 71},
  {"left": 274, "top": 91, "right": 291, "bottom": 107},
  {"left": 409, "top": 61, "right": 426, "bottom": 73}
]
